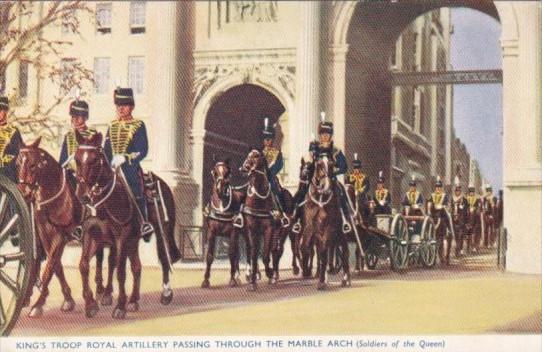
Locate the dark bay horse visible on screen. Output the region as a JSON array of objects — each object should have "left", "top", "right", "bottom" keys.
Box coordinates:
[
  {"left": 451, "top": 195, "right": 469, "bottom": 256},
  {"left": 201, "top": 160, "right": 244, "bottom": 288},
  {"left": 427, "top": 201, "right": 452, "bottom": 265},
  {"left": 74, "top": 132, "right": 143, "bottom": 319},
  {"left": 15, "top": 138, "right": 80, "bottom": 317},
  {"left": 271, "top": 178, "right": 296, "bottom": 280},
  {"left": 300, "top": 156, "right": 350, "bottom": 290},
  {"left": 239, "top": 149, "right": 278, "bottom": 291}
]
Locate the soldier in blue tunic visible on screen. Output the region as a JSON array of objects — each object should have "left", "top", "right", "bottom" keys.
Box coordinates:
[
  {"left": 372, "top": 171, "right": 392, "bottom": 215},
  {"left": 104, "top": 87, "right": 154, "bottom": 241},
  {"left": 59, "top": 99, "right": 98, "bottom": 177},
  {"left": 261, "top": 118, "right": 288, "bottom": 227},
  {"left": 315, "top": 112, "right": 351, "bottom": 233},
  {"left": 346, "top": 153, "right": 370, "bottom": 221},
  {"left": 0, "top": 95, "right": 23, "bottom": 182},
  {"left": 402, "top": 176, "right": 425, "bottom": 214}
]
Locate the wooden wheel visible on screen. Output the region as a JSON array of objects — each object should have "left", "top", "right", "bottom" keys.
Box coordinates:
[
  {"left": 0, "top": 174, "right": 34, "bottom": 336},
  {"left": 389, "top": 214, "right": 409, "bottom": 271},
  {"left": 421, "top": 216, "right": 437, "bottom": 268},
  {"left": 366, "top": 251, "right": 378, "bottom": 270}
]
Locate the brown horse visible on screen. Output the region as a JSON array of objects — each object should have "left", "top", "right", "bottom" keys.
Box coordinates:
[
  {"left": 482, "top": 195, "right": 497, "bottom": 248},
  {"left": 427, "top": 201, "right": 452, "bottom": 265},
  {"left": 15, "top": 137, "right": 79, "bottom": 317},
  {"left": 451, "top": 194, "right": 469, "bottom": 257},
  {"left": 300, "top": 156, "right": 350, "bottom": 290},
  {"left": 466, "top": 197, "right": 483, "bottom": 252},
  {"left": 239, "top": 149, "right": 278, "bottom": 291},
  {"left": 201, "top": 160, "right": 244, "bottom": 288},
  {"left": 74, "top": 132, "right": 142, "bottom": 319},
  {"left": 270, "top": 180, "right": 296, "bottom": 280}
]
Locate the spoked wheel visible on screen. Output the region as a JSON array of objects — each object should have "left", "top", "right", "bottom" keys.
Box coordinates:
[
  {"left": 420, "top": 217, "right": 437, "bottom": 268},
  {"left": 389, "top": 214, "right": 409, "bottom": 271},
  {"left": 0, "top": 174, "right": 34, "bottom": 336}
]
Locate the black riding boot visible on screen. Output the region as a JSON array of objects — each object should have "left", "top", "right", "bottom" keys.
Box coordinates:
[
  {"left": 337, "top": 184, "right": 352, "bottom": 233},
  {"left": 137, "top": 197, "right": 154, "bottom": 242}
]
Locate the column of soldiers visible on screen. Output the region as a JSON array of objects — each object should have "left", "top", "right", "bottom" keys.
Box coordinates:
[{"left": 0, "top": 88, "right": 155, "bottom": 242}]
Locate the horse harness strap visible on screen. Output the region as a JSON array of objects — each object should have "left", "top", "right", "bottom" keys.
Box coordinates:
[
  {"left": 36, "top": 169, "right": 67, "bottom": 211},
  {"left": 87, "top": 172, "right": 118, "bottom": 216},
  {"left": 242, "top": 205, "right": 272, "bottom": 218},
  {"left": 308, "top": 184, "right": 333, "bottom": 208}
]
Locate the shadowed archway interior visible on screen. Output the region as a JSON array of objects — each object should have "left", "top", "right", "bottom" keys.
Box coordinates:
[{"left": 202, "top": 83, "right": 286, "bottom": 204}]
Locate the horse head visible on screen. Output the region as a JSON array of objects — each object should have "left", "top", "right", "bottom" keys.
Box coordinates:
[
  {"left": 16, "top": 137, "right": 58, "bottom": 202},
  {"left": 211, "top": 159, "right": 231, "bottom": 198},
  {"left": 298, "top": 157, "right": 313, "bottom": 185},
  {"left": 240, "top": 148, "right": 266, "bottom": 175},
  {"left": 312, "top": 156, "right": 334, "bottom": 193},
  {"left": 73, "top": 130, "right": 106, "bottom": 204}
]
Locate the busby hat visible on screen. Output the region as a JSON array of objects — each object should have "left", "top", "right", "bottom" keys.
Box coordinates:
[
  {"left": 485, "top": 184, "right": 493, "bottom": 192},
  {"left": 114, "top": 87, "right": 135, "bottom": 106},
  {"left": 409, "top": 175, "right": 417, "bottom": 187},
  {"left": 69, "top": 99, "right": 89, "bottom": 118},
  {"left": 435, "top": 175, "right": 443, "bottom": 188},
  {"left": 262, "top": 117, "right": 275, "bottom": 139},
  {"left": 453, "top": 176, "right": 461, "bottom": 190},
  {"left": 468, "top": 184, "right": 475, "bottom": 192},
  {"left": 0, "top": 96, "right": 9, "bottom": 111},
  {"left": 309, "top": 140, "right": 319, "bottom": 154},
  {"left": 318, "top": 112, "right": 333, "bottom": 135},
  {"left": 377, "top": 170, "right": 385, "bottom": 184},
  {"left": 352, "top": 153, "right": 361, "bottom": 169}
]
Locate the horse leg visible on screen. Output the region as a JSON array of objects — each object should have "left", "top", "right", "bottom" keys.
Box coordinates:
[
  {"left": 155, "top": 229, "right": 173, "bottom": 305},
  {"left": 262, "top": 223, "right": 273, "bottom": 283},
  {"left": 94, "top": 247, "right": 105, "bottom": 300},
  {"left": 53, "top": 246, "right": 75, "bottom": 313},
  {"left": 247, "top": 226, "right": 260, "bottom": 292},
  {"left": 327, "top": 246, "right": 335, "bottom": 274},
  {"left": 201, "top": 231, "right": 216, "bottom": 289},
  {"left": 317, "top": 239, "right": 328, "bottom": 290},
  {"left": 80, "top": 237, "right": 99, "bottom": 318},
  {"left": 290, "top": 230, "right": 300, "bottom": 276},
  {"left": 340, "top": 238, "right": 351, "bottom": 287},
  {"left": 228, "top": 227, "right": 239, "bottom": 287},
  {"left": 355, "top": 245, "right": 362, "bottom": 274},
  {"left": 112, "top": 239, "right": 129, "bottom": 320},
  {"left": 23, "top": 256, "right": 42, "bottom": 307},
  {"left": 100, "top": 246, "right": 115, "bottom": 306},
  {"left": 270, "top": 225, "right": 282, "bottom": 284},
  {"left": 127, "top": 247, "right": 142, "bottom": 312}
]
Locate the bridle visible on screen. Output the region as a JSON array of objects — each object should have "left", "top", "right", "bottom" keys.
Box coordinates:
[
  {"left": 308, "top": 157, "right": 333, "bottom": 208},
  {"left": 243, "top": 150, "right": 271, "bottom": 200},
  {"left": 210, "top": 162, "right": 233, "bottom": 212},
  {"left": 76, "top": 145, "right": 117, "bottom": 210}
]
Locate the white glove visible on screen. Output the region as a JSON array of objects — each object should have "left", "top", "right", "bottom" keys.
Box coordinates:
[
  {"left": 62, "top": 154, "right": 74, "bottom": 168},
  {"left": 379, "top": 200, "right": 386, "bottom": 207},
  {"left": 111, "top": 154, "right": 127, "bottom": 169}
]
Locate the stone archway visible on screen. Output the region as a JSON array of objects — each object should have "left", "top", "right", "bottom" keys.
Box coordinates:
[{"left": 327, "top": 1, "right": 541, "bottom": 274}]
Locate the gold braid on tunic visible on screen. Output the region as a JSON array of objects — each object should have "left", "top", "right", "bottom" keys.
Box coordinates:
[
  {"left": 0, "top": 124, "right": 18, "bottom": 167},
  {"left": 109, "top": 119, "right": 142, "bottom": 162}
]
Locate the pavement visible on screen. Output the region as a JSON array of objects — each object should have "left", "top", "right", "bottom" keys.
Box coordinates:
[{"left": 9, "top": 248, "right": 542, "bottom": 336}]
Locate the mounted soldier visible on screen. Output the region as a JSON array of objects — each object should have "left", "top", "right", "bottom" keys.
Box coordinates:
[
  {"left": 261, "top": 117, "right": 288, "bottom": 227},
  {"left": 427, "top": 176, "right": 452, "bottom": 264},
  {"left": 346, "top": 153, "right": 370, "bottom": 221},
  {"left": 466, "top": 184, "right": 482, "bottom": 252},
  {"left": 314, "top": 112, "right": 350, "bottom": 233},
  {"left": 451, "top": 176, "right": 469, "bottom": 256},
  {"left": 0, "top": 95, "right": 23, "bottom": 182},
  {"left": 371, "top": 171, "right": 392, "bottom": 215},
  {"left": 482, "top": 184, "right": 497, "bottom": 248},
  {"left": 401, "top": 175, "right": 424, "bottom": 215},
  {"left": 291, "top": 138, "right": 319, "bottom": 234},
  {"left": 104, "top": 87, "right": 154, "bottom": 241},
  {"left": 59, "top": 97, "right": 98, "bottom": 187}
]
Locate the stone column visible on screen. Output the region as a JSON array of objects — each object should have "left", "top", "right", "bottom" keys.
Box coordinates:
[
  {"left": 326, "top": 44, "right": 349, "bottom": 149},
  {"left": 149, "top": 2, "right": 181, "bottom": 186},
  {"left": 289, "top": 1, "right": 321, "bottom": 180},
  {"left": 497, "top": 1, "right": 542, "bottom": 274}
]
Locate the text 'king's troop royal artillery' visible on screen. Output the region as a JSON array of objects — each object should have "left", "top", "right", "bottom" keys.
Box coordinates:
[{"left": 0, "top": 86, "right": 504, "bottom": 322}]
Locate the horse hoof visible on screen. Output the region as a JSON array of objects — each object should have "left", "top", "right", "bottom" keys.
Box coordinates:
[
  {"left": 245, "top": 274, "right": 251, "bottom": 283},
  {"left": 160, "top": 288, "right": 173, "bottom": 305},
  {"left": 61, "top": 299, "right": 75, "bottom": 312},
  {"left": 247, "top": 283, "right": 257, "bottom": 292},
  {"left": 229, "top": 279, "right": 238, "bottom": 287},
  {"left": 112, "top": 307, "right": 127, "bottom": 320},
  {"left": 85, "top": 302, "right": 99, "bottom": 318},
  {"left": 127, "top": 302, "right": 139, "bottom": 312},
  {"left": 317, "top": 282, "right": 327, "bottom": 291},
  {"left": 101, "top": 293, "right": 113, "bottom": 306},
  {"left": 29, "top": 306, "right": 43, "bottom": 318},
  {"left": 341, "top": 279, "right": 351, "bottom": 287},
  {"left": 201, "top": 279, "right": 210, "bottom": 289},
  {"left": 256, "top": 271, "right": 262, "bottom": 281},
  {"left": 293, "top": 266, "right": 300, "bottom": 276},
  {"left": 268, "top": 278, "right": 277, "bottom": 285}
]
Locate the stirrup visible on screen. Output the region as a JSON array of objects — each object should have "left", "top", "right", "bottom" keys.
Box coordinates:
[
  {"left": 342, "top": 222, "right": 352, "bottom": 234},
  {"left": 233, "top": 213, "right": 244, "bottom": 228},
  {"left": 140, "top": 222, "right": 154, "bottom": 242},
  {"left": 292, "top": 220, "right": 302, "bottom": 234},
  {"left": 281, "top": 215, "right": 290, "bottom": 228},
  {"left": 71, "top": 226, "right": 83, "bottom": 242}
]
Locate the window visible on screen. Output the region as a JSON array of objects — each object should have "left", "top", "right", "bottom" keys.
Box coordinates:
[
  {"left": 130, "top": 1, "right": 146, "bottom": 34},
  {"left": 96, "top": 3, "right": 112, "bottom": 34},
  {"left": 128, "top": 57, "right": 145, "bottom": 94},
  {"left": 93, "top": 57, "right": 110, "bottom": 94},
  {"left": 60, "top": 58, "right": 77, "bottom": 95},
  {"left": 18, "top": 61, "right": 29, "bottom": 99}
]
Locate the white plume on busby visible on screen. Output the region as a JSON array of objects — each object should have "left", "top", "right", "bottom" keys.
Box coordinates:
[{"left": 320, "top": 111, "right": 326, "bottom": 122}]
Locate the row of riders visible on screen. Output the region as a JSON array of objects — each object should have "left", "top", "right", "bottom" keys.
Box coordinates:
[
  {"left": 0, "top": 90, "right": 180, "bottom": 320},
  {"left": 203, "top": 112, "right": 503, "bottom": 290},
  {"left": 0, "top": 90, "right": 503, "bottom": 318}
]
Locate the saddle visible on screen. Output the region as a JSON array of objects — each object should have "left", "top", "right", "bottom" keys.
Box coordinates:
[{"left": 142, "top": 172, "right": 162, "bottom": 204}]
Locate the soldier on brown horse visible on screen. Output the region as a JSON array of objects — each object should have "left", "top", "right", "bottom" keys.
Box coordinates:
[
  {"left": 450, "top": 177, "right": 469, "bottom": 257},
  {"left": 16, "top": 137, "right": 79, "bottom": 318},
  {"left": 466, "top": 185, "right": 483, "bottom": 252},
  {"left": 201, "top": 159, "right": 245, "bottom": 288},
  {"left": 301, "top": 156, "right": 351, "bottom": 290},
  {"left": 427, "top": 176, "right": 453, "bottom": 265},
  {"left": 482, "top": 185, "right": 498, "bottom": 248}
]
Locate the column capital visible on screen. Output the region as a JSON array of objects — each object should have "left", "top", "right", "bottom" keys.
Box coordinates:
[{"left": 501, "top": 39, "right": 519, "bottom": 57}]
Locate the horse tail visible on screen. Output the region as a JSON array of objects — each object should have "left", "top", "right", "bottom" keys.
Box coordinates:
[{"left": 153, "top": 173, "right": 182, "bottom": 263}]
